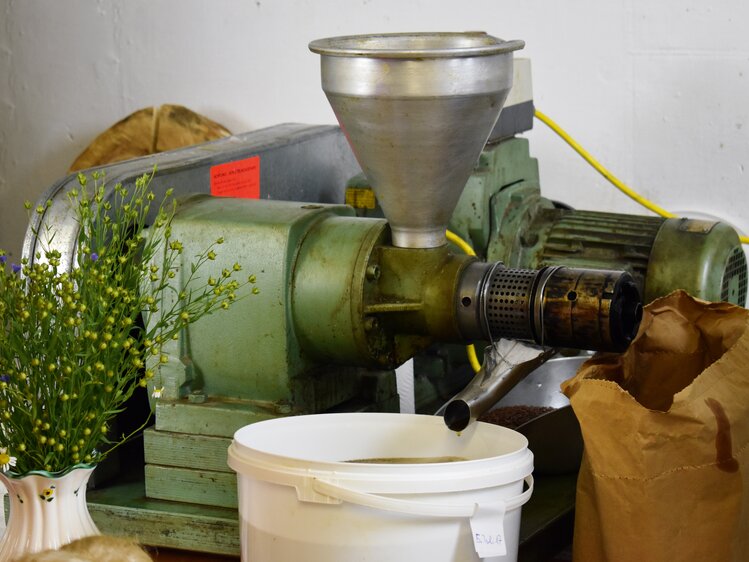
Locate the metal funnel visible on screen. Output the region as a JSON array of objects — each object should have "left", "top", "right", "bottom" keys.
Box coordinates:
[{"left": 309, "top": 32, "right": 524, "bottom": 248}]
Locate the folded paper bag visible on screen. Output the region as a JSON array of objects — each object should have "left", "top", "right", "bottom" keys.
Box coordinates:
[{"left": 562, "top": 290, "right": 749, "bottom": 562}]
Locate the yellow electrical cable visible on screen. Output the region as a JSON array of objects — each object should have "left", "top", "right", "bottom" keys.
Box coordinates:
[
  {"left": 465, "top": 344, "right": 482, "bottom": 374},
  {"left": 534, "top": 108, "right": 749, "bottom": 245},
  {"left": 446, "top": 229, "right": 476, "bottom": 256},
  {"left": 446, "top": 230, "right": 483, "bottom": 373}
]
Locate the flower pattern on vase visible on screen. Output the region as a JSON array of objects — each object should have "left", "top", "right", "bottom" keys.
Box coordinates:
[
  {"left": 0, "top": 465, "right": 99, "bottom": 559},
  {"left": 39, "top": 485, "right": 55, "bottom": 502}
]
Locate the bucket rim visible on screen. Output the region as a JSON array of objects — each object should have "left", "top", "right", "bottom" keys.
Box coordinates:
[{"left": 228, "top": 413, "right": 533, "bottom": 495}]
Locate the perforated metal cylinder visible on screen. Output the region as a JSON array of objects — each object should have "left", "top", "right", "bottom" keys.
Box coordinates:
[
  {"left": 481, "top": 267, "right": 537, "bottom": 340},
  {"left": 456, "top": 262, "right": 641, "bottom": 352}
]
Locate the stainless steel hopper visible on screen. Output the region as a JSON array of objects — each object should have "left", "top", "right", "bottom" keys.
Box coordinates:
[{"left": 309, "top": 32, "right": 524, "bottom": 248}]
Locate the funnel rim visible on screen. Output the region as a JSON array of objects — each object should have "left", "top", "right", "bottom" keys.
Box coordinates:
[{"left": 309, "top": 32, "right": 524, "bottom": 59}]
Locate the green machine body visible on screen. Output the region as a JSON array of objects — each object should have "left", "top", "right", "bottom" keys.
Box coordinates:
[{"left": 449, "top": 137, "right": 748, "bottom": 306}]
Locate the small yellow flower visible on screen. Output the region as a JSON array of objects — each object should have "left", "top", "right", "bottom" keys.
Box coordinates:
[{"left": 0, "top": 448, "right": 17, "bottom": 472}]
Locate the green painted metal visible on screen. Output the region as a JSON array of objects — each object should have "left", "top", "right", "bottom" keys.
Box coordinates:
[
  {"left": 292, "top": 214, "right": 387, "bottom": 364},
  {"left": 535, "top": 210, "right": 663, "bottom": 289},
  {"left": 451, "top": 137, "right": 548, "bottom": 257},
  {"left": 645, "top": 218, "right": 746, "bottom": 303},
  {"left": 146, "top": 196, "right": 389, "bottom": 411},
  {"left": 450, "top": 137, "right": 746, "bottom": 306}
]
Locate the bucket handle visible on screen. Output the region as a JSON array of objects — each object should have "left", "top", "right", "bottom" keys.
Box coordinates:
[{"left": 312, "top": 475, "right": 533, "bottom": 519}]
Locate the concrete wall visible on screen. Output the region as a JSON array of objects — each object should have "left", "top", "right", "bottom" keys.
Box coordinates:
[{"left": 1, "top": 0, "right": 747, "bottom": 261}]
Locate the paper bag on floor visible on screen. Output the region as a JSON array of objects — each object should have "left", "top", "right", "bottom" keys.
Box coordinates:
[{"left": 561, "top": 290, "right": 749, "bottom": 562}]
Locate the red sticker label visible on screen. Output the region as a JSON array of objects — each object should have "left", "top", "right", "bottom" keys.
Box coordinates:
[{"left": 210, "top": 156, "right": 260, "bottom": 198}]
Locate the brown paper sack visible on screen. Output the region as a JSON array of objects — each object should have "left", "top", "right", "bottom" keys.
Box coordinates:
[{"left": 561, "top": 290, "right": 749, "bottom": 561}]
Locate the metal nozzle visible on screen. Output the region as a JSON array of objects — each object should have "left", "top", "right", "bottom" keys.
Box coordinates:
[
  {"left": 442, "top": 340, "right": 556, "bottom": 432},
  {"left": 310, "top": 32, "right": 524, "bottom": 249}
]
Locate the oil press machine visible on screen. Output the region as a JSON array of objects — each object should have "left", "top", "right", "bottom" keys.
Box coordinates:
[{"left": 24, "top": 32, "right": 746, "bottom": 556}]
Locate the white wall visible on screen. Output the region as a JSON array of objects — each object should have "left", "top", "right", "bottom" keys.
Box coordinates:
[{"left": 1, "top": 0, "right": 748, "bottom": 261}]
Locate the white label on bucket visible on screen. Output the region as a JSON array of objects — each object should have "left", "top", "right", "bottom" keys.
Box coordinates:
[{"left": 470, "top": 503, "right": 507, "bottom": 558}]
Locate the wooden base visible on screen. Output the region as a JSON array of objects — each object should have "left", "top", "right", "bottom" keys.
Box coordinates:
[
  {"left": 88, "top": 471, "right": 576, "bottom": 561},
  {"left": 88, "top": 479, "right": 240, "bottom": 556},
  {"left": 148, "top": 546, "right": 238, "bottom": 561}
]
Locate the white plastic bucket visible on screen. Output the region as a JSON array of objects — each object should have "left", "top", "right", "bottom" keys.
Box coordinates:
[{"left": 228, "top": 413, "right": 534, "bottom": 562}]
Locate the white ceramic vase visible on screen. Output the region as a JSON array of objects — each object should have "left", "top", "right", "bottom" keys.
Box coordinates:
[{"left": 0, "top": 464, "right": 100, "bottom": 559}]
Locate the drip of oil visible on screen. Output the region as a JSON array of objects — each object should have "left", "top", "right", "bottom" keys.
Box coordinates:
[{"left": 345, "top": 456, "right": 469, "bottom": 464}]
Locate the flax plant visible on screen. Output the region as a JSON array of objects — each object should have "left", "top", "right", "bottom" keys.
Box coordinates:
[{"left": 0, "top": 170, "right": 255, "bottom": 474}]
